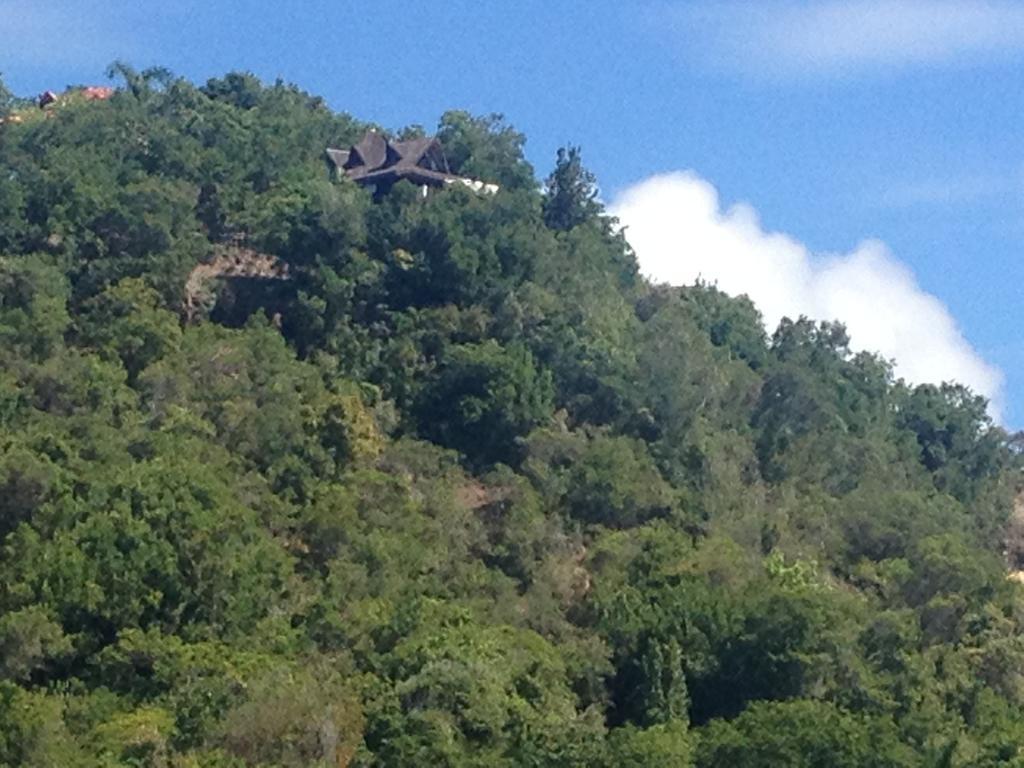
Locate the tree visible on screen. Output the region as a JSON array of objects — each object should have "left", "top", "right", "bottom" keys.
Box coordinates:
[
  {"left": 217, "top": 665, "right": 364, "bottom": 767},
  {"left": 608, "top": 722, "right": 694, "bottom": 768},
  {"left": 524, "top": 429, "right": 679, "bottom": 529},
  {"left": 0, "top": 63, "right": 1021, "bottom": 767},
  {"left": 0, "top": 256, "right": 71, "bottom": 360},
  {"left": 436, "top": 110, "right": 535, "bottom": 190},
  {"left": 632, "top": 637, "right": 690, "bottom": 726},
  {"left": 542, "top": 145, "right": 601, "bottom": 231},
  {"left": 415, "top": 340, "right": 554, "bottom": 466},
  {"left": 201, "top": 71, "right": 265, "bottom": 110},
  {"left": 106, "top": 61, "right": 174, "bottom": 100},
  {"left": 0, "top": 607, "right": 70, "bottom": 682},
  {"left": 0, "top": 684, "right": 88, "bottom": 767},
  {"left": 676, "top": 282, "right": 767, "bottom": 369},
  {"left": 0, "top": 74, "right": 13, "bottom": 118},
  {"left": 695, "top": 700, "right": 918, "bottom": 768},
  {"left": 367, "top": 606, "right": 605, "bottom": 767},
  {"left": 77, "top": 278, "right": 182, "bottom": 381},
  {"left": 898, "top": 382, "right": 1006, "bottom": 502}
]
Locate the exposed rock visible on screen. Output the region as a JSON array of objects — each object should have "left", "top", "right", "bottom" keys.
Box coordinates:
[{"left": 183, "top": 243, "right": 290, "bottom": 323}]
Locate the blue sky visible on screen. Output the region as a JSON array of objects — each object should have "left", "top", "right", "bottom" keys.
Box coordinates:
[{"left": 4, "top": 0, "right": 1023, "bottom": 426}]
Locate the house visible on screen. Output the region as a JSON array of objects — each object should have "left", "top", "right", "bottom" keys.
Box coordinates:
[
  {"left": 36, "top": 86, "right": 114, "bottom": 112},
  {"left": 326, "top": 131, "right": 499, "bottom": 197},
  {"left": 82, "top": 86, "right": 114, "bottom": 101}
]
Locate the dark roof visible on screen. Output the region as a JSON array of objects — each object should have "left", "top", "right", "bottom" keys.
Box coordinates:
[
  {"left": 351, "top": 165, "right": 454, "bottom": 186},
  {"left": 326, "top": 131, "right": 456, "bottom": 187},
  {"left": 325, "top": 148, "right": 350, "bottom": 168},
  {"left": 349, "top": 131, "right": 387, "bottom": 171},
  {"left": 390, "top": 136, "right": 434, "bottom": 160}
]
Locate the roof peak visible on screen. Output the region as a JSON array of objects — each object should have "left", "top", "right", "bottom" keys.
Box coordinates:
[{"left": 325, "top": 130, "right": 495, "bottom": 194}]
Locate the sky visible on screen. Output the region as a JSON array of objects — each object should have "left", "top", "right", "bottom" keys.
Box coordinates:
[{"left": 3, "top": 0, "right": 1023, "bottom": 426}]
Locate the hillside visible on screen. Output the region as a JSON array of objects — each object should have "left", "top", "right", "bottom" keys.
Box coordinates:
[{"left": 0, "top": 67, "right": 1021, "bottom": 767}]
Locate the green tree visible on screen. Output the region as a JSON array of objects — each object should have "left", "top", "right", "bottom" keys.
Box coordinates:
[
  {"left": 0, "top": 63, "right": 1020, "bottom": 767},
  {"left": 77, "top": 277, "right": 182, "bottom": 380},
  {"left": 608, "top": 721, "right": 694, "bottom": 768},
  {"left": 0, "top": 74, "right": 13, "bottom": 118},
  {"left": 415, "top": 340, "right": 554, "bottom": 466},
  {"left": 542, "top": 145, "right": 601, "bottom": 231},
  {"left": 695, "top": 700, "right": 918, "bottom": 768},
  {"left": 0, "top": 684, "right": 89, "bottom": 767},
  {"left": 0, "top": 256, "right": 71, "bottom": 360},
  {"left": 898, "top": 382, "right": 1007, "bottom": 502},
  {"left": 217, "top": 665, "right": 364, "bottom": 767},
  {"left": 106, "top": 60, "right": 175, "bottom": 101},
  {"left": 0, "top": 607, "right": 70, "bottom": 682},
  {"left": 524, "top": 429, "right": 679, "bottom": 529},
  {"left": 437, "top": 110, "right": 535, "bottom": 190}
]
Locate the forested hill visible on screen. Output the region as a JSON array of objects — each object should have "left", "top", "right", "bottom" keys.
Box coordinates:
[{"left": 0, "top": 67, "right": 1021, "bottom": 767}]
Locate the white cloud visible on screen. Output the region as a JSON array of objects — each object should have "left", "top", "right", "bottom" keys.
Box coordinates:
[
  {"left": 673, "top": 0, "right": 1024, "bottom": 75},
  {"left": 610, "top": 172, "right": 1006, "bottom": 418}
]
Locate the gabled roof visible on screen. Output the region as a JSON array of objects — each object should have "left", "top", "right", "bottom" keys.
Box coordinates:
[
  {"left": 325, "top": 131, "right": 497, "bottom": 194},
  {"left": 349, "top": 131, "right": 387, "bottom": 171},
  {"left": 327, "top": 131, "right": 454, "bottom": 185},
  {"left": 325, "top": 148, "right": 350, "bottom": 169},
  {"left": 389, "top": 136, "right": 449, "bottom": 174}
]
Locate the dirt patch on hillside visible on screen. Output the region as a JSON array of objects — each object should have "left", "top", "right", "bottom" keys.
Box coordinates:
[{"left": 184, "top": 244, "right": 290, "bottom": 322}]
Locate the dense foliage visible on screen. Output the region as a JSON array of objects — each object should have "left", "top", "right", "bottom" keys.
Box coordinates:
[{"left": 0, "top": 67, "right": 1021, "bottom": 767}]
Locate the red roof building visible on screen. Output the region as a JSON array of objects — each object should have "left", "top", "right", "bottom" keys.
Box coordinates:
[{"left": 82, "top": 86, "right": 114, "bottom": 101}]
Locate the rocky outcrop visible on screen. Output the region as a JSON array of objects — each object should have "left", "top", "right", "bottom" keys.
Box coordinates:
[{"left": 184, "top": 244, "right": 290, "bottom": 322}]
